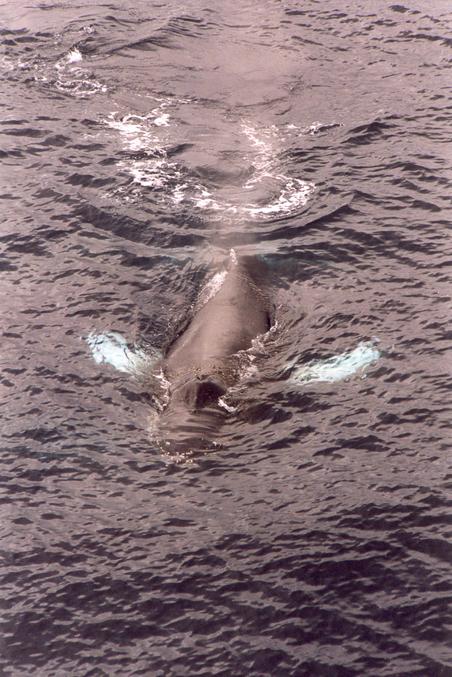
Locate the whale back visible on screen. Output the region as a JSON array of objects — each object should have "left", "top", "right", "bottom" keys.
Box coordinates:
[
  {"left": 165, "top": 254, "right": 270, "bottom": 385},
  {"left": 158, "top": 254, "right": 271, "bottom": 452}
]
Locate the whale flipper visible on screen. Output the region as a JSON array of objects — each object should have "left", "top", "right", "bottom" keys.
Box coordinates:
[{"left": 290, "top": 341, "right": 380, "bottom": 384}]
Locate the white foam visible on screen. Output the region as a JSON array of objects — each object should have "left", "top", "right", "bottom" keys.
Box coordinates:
[
  {"left": 154, "top": 113, "right": 170, "bottom": 127},
  {"left": 229, "top": 248, "right": 238, "bottom": 265},
  {"left": 172, "top": 182, "right": 189, "bottom": 204},
  {"left": 245, "top": 177, "right": 315, "bottom": 217},
  {"left": 240, "top": 121, "right": 315, "bottom": 218},
  {"left": 191, "top": 188, "right": 224, "bottom": 211},
  {"left": 109, "top": 111, "right": 315, "bottom": 219},
  {"left": 67, "top": 48, "right": 83, "bottom": 64},
  {"left": 54, "top": 50, "right": 107, "bottom": 96},
  {"left": 252, "top": 320, "right": 279, "bottom": 351},
  {"left": 85, "top": 332, "right": 161, "bottom": 374},
  {"left": 241, "top": 122, "right": 278, "bottom": 163},
  {"left": 55, "top": 75, "right": 107, "bottom": 96},
  {"left": 292, "top": 341, "right": 380, "bottom": 384},
  {"left": 108, "top": 115, "right": 148, "bottom": 141},
  {"left": 122, "top": 156, "right": 180, "bottom": 189},
  {"left": 304, "top": 121, "right": 323, "bottom": 135},
  {"left": 218, "top": 398, "right": 237, "bottom": 413},
  {"left": 1, "top": 55, "right": 15, "bottom": 71},
  {"left": 107, "top": 111, "right": 170, "bottom": 152},
  {"left": 55, "top": 77, "right": 107, "bottom": 97},
  {"left": 182, "top": 173, "right": 314, "bottom": 220},
  {"left": 153, "top": 368, "right": 171, "bottom": 409},
  {"left": 298, "top": 121, "right": 341, "bottom": 135},
  {"left": 107, "top": 107, "right": 182, "bottom": 195}
]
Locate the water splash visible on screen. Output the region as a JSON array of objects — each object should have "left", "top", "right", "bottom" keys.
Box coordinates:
[
  {"left": 66, "top": 48, "right": 83, "bottom": 64},
  {"left": 292, "top": 341, "right": 381, "bottom": 384}
]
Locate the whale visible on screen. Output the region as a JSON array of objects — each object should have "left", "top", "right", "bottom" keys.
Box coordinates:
[
  {"left": 85, "top": 250, "right": 382, "bottom": 456},
  {"left": 157, "top": 252, "right": 272, "bottom": 450}
]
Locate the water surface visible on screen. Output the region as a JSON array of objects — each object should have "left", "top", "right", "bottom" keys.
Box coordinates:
[{"left": 1, "top": 1, "right": 451, "bottom": 674}]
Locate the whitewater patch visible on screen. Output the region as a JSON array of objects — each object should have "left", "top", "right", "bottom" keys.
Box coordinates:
[
  {"left": 66, "top": 48, "right": 83, "bottom": 64},
  {"left": 185, "top": 179, "right": 314, "bottom": 219},
  {"left": 54, "top": 47, "right": 107, "bottom": 96},
  {"left": 240, "top": 120, "right": 315, "bottom": 218},
  {"left": 1, "top": 55, "right": 16, "bottom": 72},
  {"left": 106, "top": 107, "right": 186, "bottom": 197},
  {"left": 241, "top": 122, "right": 279, "bottom": 169},
  {"left": 292, "top": 341, "right": 381, "bottom": 384},
  {"left": 108, "top": 109, "right": 315, "bottom": 219},
  {"left": 123, "top": 155, "right": 182, "bottom": 191},
  {"left": 286, "top": 121, "right": 342, "bottom": 136},
  {"left": 107, "top": 109, "right": 171, "bottom": 149},
  {"left": 3, "top": 47, "right": 107, "bottom": 95},
  {"left": 245, "top": 176, "right": 314, "bottom": 217}
]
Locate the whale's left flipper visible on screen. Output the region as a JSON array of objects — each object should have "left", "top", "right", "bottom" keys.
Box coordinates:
[{"left": 85, "top": 331, "right": 162, "bottom": 375}]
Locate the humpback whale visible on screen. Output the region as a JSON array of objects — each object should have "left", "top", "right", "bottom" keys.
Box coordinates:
[
  {"left": 157, "top": 252, "right": 271, "bottom": 449},
  {"left": 86, "top": 250, "right": 381, "bottom": 455}
]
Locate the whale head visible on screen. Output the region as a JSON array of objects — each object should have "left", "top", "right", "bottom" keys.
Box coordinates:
[
  {"left": 172, "top": 376, "right": 227, "bottom": 410},
  {"left": 156, "top": 376, "right": 229, "bottom": 456}
]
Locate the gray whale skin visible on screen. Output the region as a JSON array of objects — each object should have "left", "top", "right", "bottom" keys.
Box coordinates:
[{"left": 158, "top": 254, "right": 271, "bottom": 450}]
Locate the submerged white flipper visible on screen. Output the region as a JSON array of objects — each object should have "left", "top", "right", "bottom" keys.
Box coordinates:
[
  {"left": 292, "top": 341, "right": 380, "bottom": 384},
  {"left": 86, "top": 331, "right": 161, "bottom": 374}
]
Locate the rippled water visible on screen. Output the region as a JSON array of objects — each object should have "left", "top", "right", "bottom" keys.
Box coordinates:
[{"left": 1, "top": 1, "right": 451, "bottom": 674}]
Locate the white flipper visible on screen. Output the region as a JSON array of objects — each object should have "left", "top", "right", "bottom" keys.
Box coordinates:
[
  {"left": 85, "top": 331, "right": 161, "bottom": 374},
  {"left": 292, "top": 341, "right": 380, "bottom": 384}
]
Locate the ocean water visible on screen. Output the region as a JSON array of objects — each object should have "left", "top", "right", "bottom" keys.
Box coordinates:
[{"left": 1, "top": 1, "right": 451, "bottom": 674}]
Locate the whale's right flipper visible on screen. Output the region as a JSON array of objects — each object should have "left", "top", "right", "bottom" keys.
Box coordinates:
[{"left": 290, "top": 341, "right": 381, "bottom": 385}]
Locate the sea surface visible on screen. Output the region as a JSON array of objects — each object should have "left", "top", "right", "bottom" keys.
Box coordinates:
[{"left": 1, "top": 1, "right": 451, "bottom": 675}]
